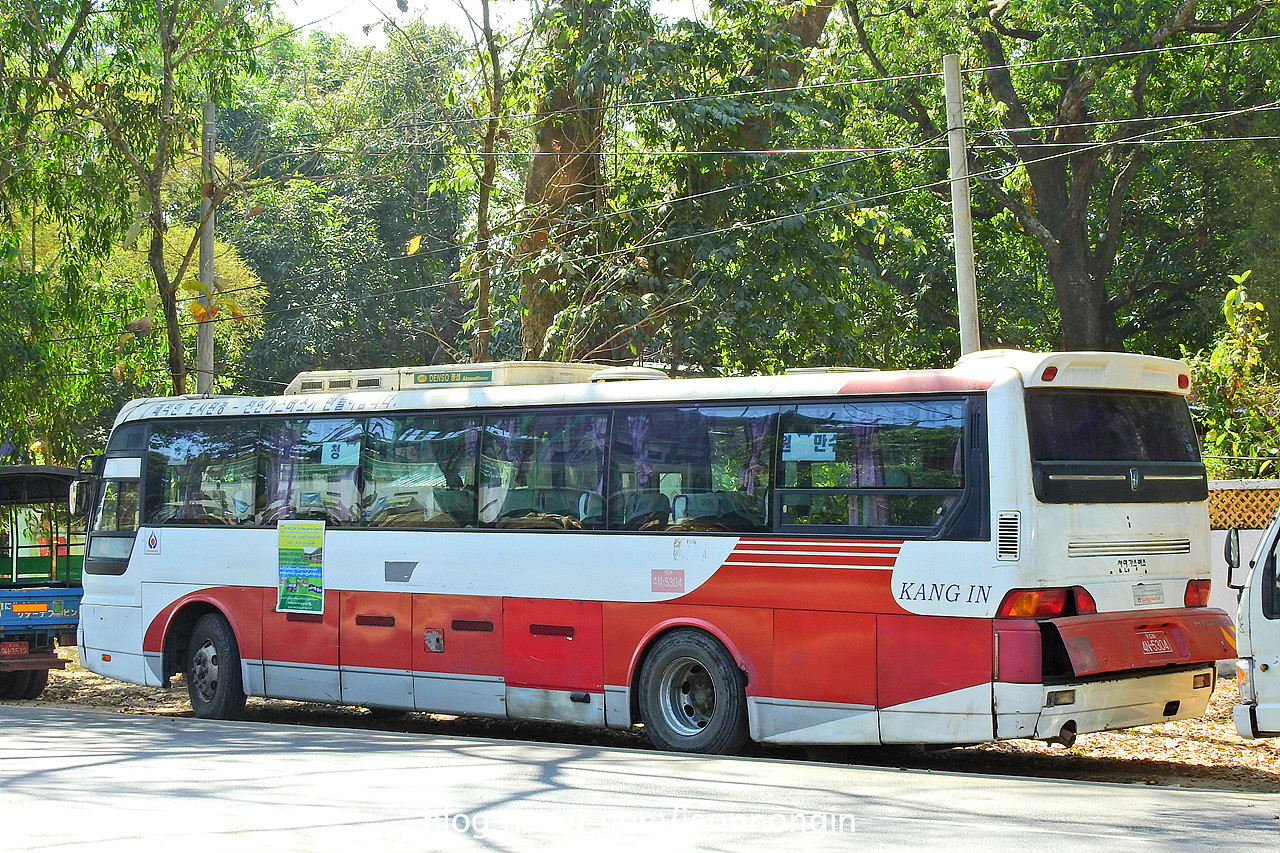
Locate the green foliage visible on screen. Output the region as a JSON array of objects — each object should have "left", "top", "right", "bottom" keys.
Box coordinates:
[
  {"left": 220, "top": 22, "right": 468, "bottom": 385},
  {"left": 1186, "top": 273, "right": 1280, "bottom": 478}
]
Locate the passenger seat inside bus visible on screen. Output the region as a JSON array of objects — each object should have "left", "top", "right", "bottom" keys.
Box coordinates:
[{"left": 623, "top": 491, "right": 671, "bottom": 530}]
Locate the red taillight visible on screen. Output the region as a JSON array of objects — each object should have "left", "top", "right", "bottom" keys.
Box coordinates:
[
  {"left": 1185, "top": 578, "right": 1211, "bottom": 607},
  {"left": 998, "top": 588, "right": 1069, "bottom": 618},
  {"left": 1072, "top": 586, "right": 1097, "bottom": 614},
  {"left": 1041, "top": 366, "right": 1058, "bottom": 382},
  {"left": 1178, "top": 374, "right": 1190, "bottom": 390}
]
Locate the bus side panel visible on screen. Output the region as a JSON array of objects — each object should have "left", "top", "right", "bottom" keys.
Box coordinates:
[
  {"left": 411, "top": 593, "right": 505, "bottom": 717},
  {"left": 502, "top": 598, "right": 603, "bottom": 691},
  {"left": 410, "top": 593, "right": 504, "bottom": 676},
  {"left": 877, "top": 614, "right": 995, "bottom": 744},
  {"left": 773, "top": 609, "right": 877, "bottom": 706},
  {"left": 261, "top": 589, "right": 340, "bottom": 702},
  {"left": 339, "top": 589, "right": 414, "bottom": 708}
]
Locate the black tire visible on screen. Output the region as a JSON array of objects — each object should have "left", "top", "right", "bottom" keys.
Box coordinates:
[
  {"left": 638, "top": 629, "right": 749, "bottom": 755},
  {"left": 0, "top": 671, "right": 32, "bottom": 700},
  {"left": 186, "top": 613, "right": 247, "bottom": 720},
  {"left": 18, "top": 668, "right": 49, "bottom": 700}
]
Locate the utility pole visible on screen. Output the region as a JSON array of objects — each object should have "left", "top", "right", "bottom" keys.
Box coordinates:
[
  {"left": 944, "top": 54, "right": 981, "bottom": 356},
  {"left": 196, "top": 97, "right": 215, "bottom": 394}
]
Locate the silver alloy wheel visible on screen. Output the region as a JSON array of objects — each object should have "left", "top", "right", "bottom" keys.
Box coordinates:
[
  {"left": 657, "top": 655, "right": 717, "bottom": 736},
  {"left": 190, "top": 638, "right": 220, "bottom": 702}
]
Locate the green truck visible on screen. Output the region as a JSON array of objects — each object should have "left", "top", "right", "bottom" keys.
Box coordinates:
[{"left": 0, "top": 466, "right": 83, "bottom": 700}]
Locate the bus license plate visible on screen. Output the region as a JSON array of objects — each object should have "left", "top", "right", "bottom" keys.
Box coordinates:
[
  {"left": 1138, "top": 630, "right": 1173, "bottom": 655},
  {"left": 0, "top": 640, "right": 30, "bottom": 657}
]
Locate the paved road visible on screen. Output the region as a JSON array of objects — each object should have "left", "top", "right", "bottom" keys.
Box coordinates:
[{"left": 1, "top": 705, "right": 1276, "bottom": 852}]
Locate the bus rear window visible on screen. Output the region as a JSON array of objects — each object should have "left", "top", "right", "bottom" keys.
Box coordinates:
[
  {"left": 1026, "top": 391, "right": 1199, "bottom": 462},
  {"left": 1026, "top": 390, "right": 1204, "bottom": 503}
]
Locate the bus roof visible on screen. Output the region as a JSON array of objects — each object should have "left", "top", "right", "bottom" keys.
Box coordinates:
[{"left": 113, "top": 350, "right": 1191, "bottom": 426}]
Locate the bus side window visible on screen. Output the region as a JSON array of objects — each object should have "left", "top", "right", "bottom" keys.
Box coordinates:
[
  {"left": 479, "top": 413, "right": 607, "bottom": 530},
  {"left": 147, "top": 422, "right": 259, "bottom": 525},
  {"left": 262, "top": 419, "right": 362, "bottom": 526},
  {"left": 1265, "top": 548, "right": 1279, "bottom": 620},
  {"left": 612, "top": 405, "right": 777, "bottom": 533},
  {"left": 97, "top": 480, "right": 140, "bottom": 533},
  {"left": 777, "top": 399, "right": 966, "bottom": 533},
  {"left": 364, "top": 415, "right": 479, "bottom": 528}
]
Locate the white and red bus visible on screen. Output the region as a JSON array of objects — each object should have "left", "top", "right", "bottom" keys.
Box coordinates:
[{"left": 76, "top": 351, "right": 1235, "bottom": 753}]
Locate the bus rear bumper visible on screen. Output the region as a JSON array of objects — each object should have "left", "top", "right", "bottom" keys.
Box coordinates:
[{"left": 994, "top": 666, "right": 1215, "bottom": 741}]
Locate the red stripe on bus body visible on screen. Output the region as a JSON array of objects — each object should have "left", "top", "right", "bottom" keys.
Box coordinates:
[
  {"left": 143, "top": 586, "right": 267, "bottom": 660},
  {"left": 740, "top": 537, "right": 904, "bottom": 548},
  {"left": 672, "top": 564, "right": 910, "bottom": 614},
  {"left": 731, "top": 544, "right": 902, "bottom": 555},
  {"left": 724, "top": 552, "right": 897, "bottom": 568}
]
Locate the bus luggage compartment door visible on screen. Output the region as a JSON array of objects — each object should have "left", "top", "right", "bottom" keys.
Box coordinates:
[{"left": 502, "top": 597, "right": 604, "bottom": 726}]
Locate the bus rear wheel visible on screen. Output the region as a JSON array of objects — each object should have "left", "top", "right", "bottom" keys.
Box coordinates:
[
  {"left": 186, "top": 613, "right": 247, "bottom": 720},
  {"left": 638, "top": 629, "right": 749, "bottom": 755}
]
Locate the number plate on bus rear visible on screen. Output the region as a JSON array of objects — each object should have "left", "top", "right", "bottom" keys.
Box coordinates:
[
  {"left": 1138, "top": 630, "right": 1173, "bottom": 655},
  {"left": 0, "top": 640, "right": 30, "bottom": 657}
]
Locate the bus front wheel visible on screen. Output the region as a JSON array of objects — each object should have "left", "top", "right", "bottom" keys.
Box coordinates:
[
  {"left": 186, "top": 613, "right": 247, "bottom": 720},
  {"left": 638, "top": 629, "right": 749, "bottom": 755}
]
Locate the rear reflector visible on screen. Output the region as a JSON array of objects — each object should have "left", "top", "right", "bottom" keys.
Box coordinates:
[
  {"left": 1072, "top": 586, "right": 1097, "bottom": 614},
  {"left": 1184, "top": 578, "right": 1211, "bottom": 607},
  {"left": 1041, "top": 366, "right": 1058, "bottom": 382},
  {"left": 1178, "top": 374, "right": 1190, "bottom": 389},
  {"left": 101, "top": 654, "right": 112, "bottom": 662}
]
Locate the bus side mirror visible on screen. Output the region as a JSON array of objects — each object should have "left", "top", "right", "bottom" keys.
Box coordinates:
[
  {"left": 68, "top": 480, "right": 90, "bottom": 518},
  {"left": 1225, "top": 528, "right": 1245, "bottom": 590}
]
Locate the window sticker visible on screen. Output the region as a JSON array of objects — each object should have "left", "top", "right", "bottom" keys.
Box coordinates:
[
  {"left": 321, "top": 440, "right": 360, "bottom": 466},
  {"left": 781, "top": 432, "right": 837, "bottom": 462}
]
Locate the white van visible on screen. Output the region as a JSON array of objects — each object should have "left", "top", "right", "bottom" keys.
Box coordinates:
[{"left": 1227, "top": 518, "right": 1280, "bottom": 737}]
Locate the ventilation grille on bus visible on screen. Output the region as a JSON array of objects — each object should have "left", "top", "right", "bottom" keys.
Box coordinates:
[
  {"left": 1067, "top": 538, "right": 1192, "bottom": 558},
  {"left": 997, "top": 511, "right": 1020, "bottom": 561}
]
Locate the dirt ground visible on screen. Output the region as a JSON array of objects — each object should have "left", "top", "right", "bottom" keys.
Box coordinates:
[{"left": 12, "top": 650, "right": 1280, "bottom": 794}]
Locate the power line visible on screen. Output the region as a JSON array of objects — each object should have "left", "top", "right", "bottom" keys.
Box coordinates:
[{"left": 31, "top": 95, "right": 1280, "bottom": 353}]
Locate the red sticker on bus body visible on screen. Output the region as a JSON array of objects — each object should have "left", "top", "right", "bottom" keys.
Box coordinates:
[{"left": 652, "top": 569, "right": 685, "bottom": 594}]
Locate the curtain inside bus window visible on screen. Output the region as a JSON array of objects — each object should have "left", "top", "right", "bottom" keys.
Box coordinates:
[
  {"left": 778, "top": 399, "right": 965, "bottom": 532},
  {"left": 146, "top": 422, "right": 260, "bottom": 525},
  {"left": 614, "top": 406, "right": 777, "bottom": 533},
  {"left": 1025, "top": 390, "right": 1205, "bottom": 503},
  {"left": 261, "top": 419, "right": 362, "bottom": 525},
  {"left": 479, "top": 413, "right": 607, "bottom": 529},
  {"left": 364, "top": 415, "right": 479, "bottom": 527}
]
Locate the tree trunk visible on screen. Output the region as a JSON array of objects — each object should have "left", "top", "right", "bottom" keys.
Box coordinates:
[
  {"left": 516, "top": 0, "right": 605, "bottom": 360},
  {"left": 148, "top": 217, "right": 186, "bottom": 395},
  {"left": 1048, "top": 244, "right": 1121, "bottom": 351},
  {"left": 471, "top": 0, "right": 502, "bottom": 364}
]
